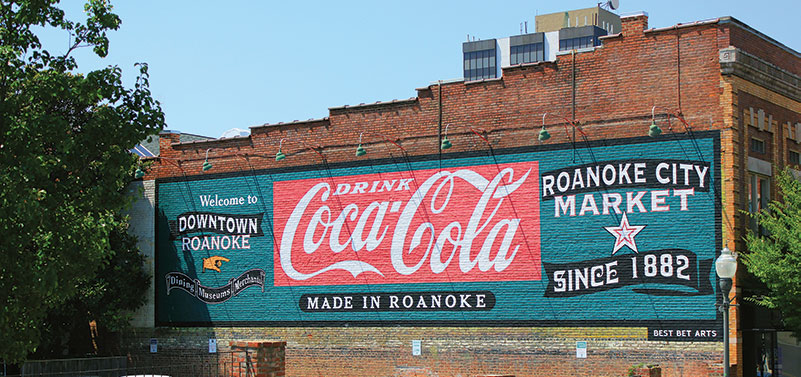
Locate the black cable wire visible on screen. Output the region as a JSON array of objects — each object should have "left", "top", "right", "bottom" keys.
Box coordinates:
[{"left": 233, "top": 153, "right": 328, "bottom": 376}]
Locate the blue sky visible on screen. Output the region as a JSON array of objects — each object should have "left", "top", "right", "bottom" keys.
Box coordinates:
[{"left": 43, "top": 1, "right": 800, "bottom": 138}]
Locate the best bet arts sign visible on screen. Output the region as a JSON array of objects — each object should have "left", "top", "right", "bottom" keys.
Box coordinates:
[{"left": 155, "top": 133, "right": 721, "bottom": 341}]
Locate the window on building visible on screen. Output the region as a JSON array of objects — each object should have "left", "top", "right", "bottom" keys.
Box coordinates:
[
  {"left": 559, "top": 36, "right": 597, "bottom": 51},
  {"left": 751, "top": 138, "right": 766, "bottom": 154},
  {"left": 789, "top": 150, "right": 800, "bottom": 165},
  {"left": 463, "top": 49, "right": 497, "bottom": 82},
  {"left": 748, "top": 174, "right": 770, "bottom": 234},
  {"left": 510, "top": 43, "right": 544, "bottom": 65}
]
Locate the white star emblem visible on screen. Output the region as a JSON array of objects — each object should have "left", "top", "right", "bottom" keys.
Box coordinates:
[{"left": 603, "top": 213, "right": 646, "bottom": 255}]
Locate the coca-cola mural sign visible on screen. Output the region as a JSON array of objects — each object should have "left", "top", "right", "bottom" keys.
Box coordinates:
[
  {"left": 272, "top": 162, "right": 541, "bottom": 286},
  {"left": 155, "top": 132, "right": 722, "bottom": 340}
]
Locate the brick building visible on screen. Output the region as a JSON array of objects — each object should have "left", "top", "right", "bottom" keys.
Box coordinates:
[{"left": 127, "top": 10, "right": 801, "bottom": 377}]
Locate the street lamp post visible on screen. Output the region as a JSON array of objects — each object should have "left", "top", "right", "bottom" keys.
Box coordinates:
[{"left": 715, "top": 247, "right": 738, "bottom": 377}]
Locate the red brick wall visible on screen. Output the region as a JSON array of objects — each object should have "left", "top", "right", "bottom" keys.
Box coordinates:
[
  {"left": 136, "top": 13, "right": 801, "bottom": 377},
  {"left": 229, "top": 340, "right": 285, "bottom": 377},
  {"left": 122, "top": 327, "right": 722, "bottom": 377},
  {"left": 149, "top": 15, "right": 730, "bottom": 179},
  {"left": 728, "top": 22, "right": 801, "bottom": 76}
]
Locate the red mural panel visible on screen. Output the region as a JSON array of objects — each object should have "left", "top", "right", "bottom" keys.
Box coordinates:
[{"left": 273, "top": 162, "right": 541, "bottom": 286}]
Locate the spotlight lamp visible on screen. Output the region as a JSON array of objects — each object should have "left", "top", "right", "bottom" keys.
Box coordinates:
[
  {"left": 202, "top": 148, "right": 213, "bottom": 171},
  {"left": 649, "top": 106, "right": 662, "bottom": 137},
  {"left": 276, "top": 139, "right": 287, "bottom": 161},
  {"left": 134, "top": 167, "right": 146, "bottom": 179},
  {"left": 355, "top": 132, "right": 367, "bottom": 156},
  {"left": 539, "top": 113, "right": 551, "bottom": 141},
  {"left": 441, "top": 124, "right": 452, "bottom": 150}
]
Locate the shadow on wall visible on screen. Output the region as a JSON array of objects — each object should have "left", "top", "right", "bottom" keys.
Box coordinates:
[{"left": 157, "top": 207, "right": 212, "bottom": 325}]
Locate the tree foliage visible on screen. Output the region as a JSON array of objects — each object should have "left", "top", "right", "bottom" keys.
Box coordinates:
[
  {"left": 0, "top": 0, "right": 164, "bottom": 362},
  {"left": 744, "top": 170, "right": 801, "bottom": 337},
  {"left": 34, "top": 220, "right": 150, "bottom": 358}
]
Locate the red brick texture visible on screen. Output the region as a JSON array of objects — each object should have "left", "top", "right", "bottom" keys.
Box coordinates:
[
  {"left": 148, "top": 15, "right": 730, "bottom": 179},
  {"left": 123, "top": 327, "right": 722, "bottom": 377},
  {"left": 228, "top": 340, "right": 286, "bottom": 377},
  {"left": 135, "top": 14, "right": 801, "bottom": 377}
]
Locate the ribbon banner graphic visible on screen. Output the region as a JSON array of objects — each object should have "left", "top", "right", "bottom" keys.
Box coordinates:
[
  {"left": 166, "top": 269, "right": 266, "bottom": 304},
  {"left": 543, "top": 249, "right": 713, "bottom": 297}
]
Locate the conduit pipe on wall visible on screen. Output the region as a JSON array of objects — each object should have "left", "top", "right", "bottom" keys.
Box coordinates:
[
  {"left": 572, "top": 50, "right": 576, "bottom": 122},
  {"left": 438, "top": 80, "right": 443, "bottom": 162},
  {"left": 676, "top": 25, "right": 683, "bottom": 114}
]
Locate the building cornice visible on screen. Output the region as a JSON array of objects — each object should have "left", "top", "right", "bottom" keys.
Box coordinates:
[{"left": 720, "top": 47, "right": 801, "bottom": 103}]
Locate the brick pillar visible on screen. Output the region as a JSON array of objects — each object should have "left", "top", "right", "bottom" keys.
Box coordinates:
[
  {"left": 158, "top": 130, "right": 181, "bottom": 156},
  {"left": 229, "top": 340, "right": 286, "bottom": 377},
  {"left": 620, "top": 13, "right": 649, "bottom": 36}
]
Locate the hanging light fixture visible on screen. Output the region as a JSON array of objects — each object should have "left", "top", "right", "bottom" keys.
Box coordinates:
[
  {"left": 201, "top": 148, "right": 213, "bottom": 171},
  {"left": 134, "top": 167, "right": 145, "bottom": 179},
  {"left": 355, "top": 132, "right": 367, "bottom": 156},
  {"left": 275, "top": 139, "right": 286, "bottom": 161},
  {"left": 441, "top": 124, "right": 452, "bottom": 150},
  {"left": 539, "top": 113, "right": 551, "bottom": 141},
  {"left": 441, "top": 136, "right": 452, "bottom": 150},
  {"left": 649, "top": 106, "right": 662, "bottom": 137}
]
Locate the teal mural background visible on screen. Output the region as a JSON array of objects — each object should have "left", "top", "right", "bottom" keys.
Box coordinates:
[{"left": 155, "top": 134, "right": 720, "bottom": 328}]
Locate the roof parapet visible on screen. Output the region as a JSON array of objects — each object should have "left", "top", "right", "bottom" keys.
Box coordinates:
[
  {"left": 328, "top": 97, "right": 417, "bottom": 111},
  {"left": 250, "top": 117, "right": 330, "bottom": 130}
]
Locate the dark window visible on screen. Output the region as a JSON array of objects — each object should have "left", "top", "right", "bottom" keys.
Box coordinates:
[
  {"left": 751, "top": 138, "right": 766, "bottom": 154},
  {"left": 510, "top": 43, "right": 544, "bottom": 65},
  {"left": 789, "top": 150, "right": 800, "bottom": 165},
  {"left": 558, "top": 36, "right": 598, "bottom": 51},
  {"left": 748, "top": 173, "right": 770, "bottom": 235},
  {"left": 463, "top": 48, "right": 497, "bottom": 81}
]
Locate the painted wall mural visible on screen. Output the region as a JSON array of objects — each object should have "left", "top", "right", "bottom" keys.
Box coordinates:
[{"left": 155, "top": 132, "right": 721, "bottom": 341}]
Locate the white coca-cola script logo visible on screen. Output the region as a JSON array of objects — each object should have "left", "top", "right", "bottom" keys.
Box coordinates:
[{"left": 273, "top": 162, "right": 541, "bottom": 286}]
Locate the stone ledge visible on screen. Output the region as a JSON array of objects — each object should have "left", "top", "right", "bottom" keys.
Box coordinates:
[{"left": 720, "top": 47, "right": 801, "bottom": 103}]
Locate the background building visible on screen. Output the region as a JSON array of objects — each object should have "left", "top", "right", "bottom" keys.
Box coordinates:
[{"left": 129, "top": 9, "right": 801, "bottom": 377}]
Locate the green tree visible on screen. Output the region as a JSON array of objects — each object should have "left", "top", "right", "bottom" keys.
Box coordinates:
[
  {"left": 0, "top": 0, "right": 164, "bottom": 363},
  {"left": 744, "top": 170, "right": 801, "bottom": 337},
  {"left": 33, "top": 221, "right": 150, "bottom": 358}
]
